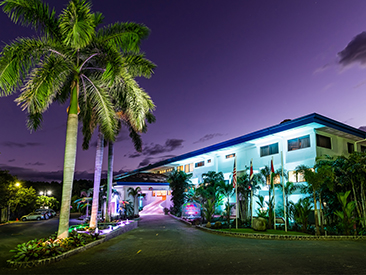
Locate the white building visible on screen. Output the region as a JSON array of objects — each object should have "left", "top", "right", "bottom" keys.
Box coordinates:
[{"left": 114, "top": 113, "right": 366, "bottom": 215}]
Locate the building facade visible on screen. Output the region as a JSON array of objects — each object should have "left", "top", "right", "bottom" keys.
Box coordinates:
[{"left": 114, "top": 113, "right": 366, "bottom": 215}]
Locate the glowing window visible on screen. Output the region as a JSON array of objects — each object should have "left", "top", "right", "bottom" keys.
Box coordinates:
[
  {"left": 288, "top": 135, "right": 310, "bottom": 151},
  {"left": 184, "top": 163, "right": 194, "bottom": 173},
  {"left": 195, "top": 161, "right": 204, "bottom": 168},
  {"left": 288, "top": 171, "right": 305, "bottom": 183},
  {"left": 177, "top": 165, "right": 183, "bottom": 172},
  {"left": 226, "top": 153, "right": 236, "bottom": 159}
]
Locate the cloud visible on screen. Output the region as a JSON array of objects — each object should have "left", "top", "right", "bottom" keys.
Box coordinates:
[
  {"left": 128, "top": 153, "right": 141, "bottom": 158},
  {"left": 138, "top": 157, "right": 154, "bottom": 168},
  {"left": 193, "top": 133, "right": 224, "bottom": 144},
  {"left": 25, "top": 162, "right": 45, "bottom": 166},
  {"left": 359, "top": 126, "right": 366, "bottom": 132},
  {"left": 313, "top": 64, "right": 330, "bottom": 74},
  {"left": 0, "top": 164, "right": 95, "bottom": 182},
  {"left": 141, "top": 139, "right": 184, "bottom": 156},
  {"left": 338, "top": 32, "right": 366, "bottom": 67},
  {"left": 8, "top": 159, "right": 15, "bottom": 162},
  {"left": 1, "top": 141, "right": 42, "bottom": 148}
]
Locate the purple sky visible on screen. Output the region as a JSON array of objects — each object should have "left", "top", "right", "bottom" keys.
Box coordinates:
[{"left": 1, "top": 0, "right": 366, "bottom": 181}]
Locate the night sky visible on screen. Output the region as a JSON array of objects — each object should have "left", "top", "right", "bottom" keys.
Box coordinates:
[{"left": 1, "top": 0, "right": 366, "bottom": 182}]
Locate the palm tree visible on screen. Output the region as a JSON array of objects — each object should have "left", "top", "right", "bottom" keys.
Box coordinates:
[
  {"left": 127, "top": 186, "right": 142, "bottom": 216},
  {"left": 168, "top": 170, "right": 192, "bottom": 216},
  {"left": 275, "top": 181, "right": 297, "bottom": 229},
  {"left": 258, "top": 166, "right": 275, "bottom": 229},
  {"left": 216, "top": 181, "right": 234, "bottom": 224},
  {"left": 0, "top": 0, "right": 150, "bottom": 238}
]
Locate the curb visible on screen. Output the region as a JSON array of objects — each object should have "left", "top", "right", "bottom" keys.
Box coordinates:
[
  {"left": 196, "top": 225, "right": 366, "bottom": 241},
  {"left": 7, "top": 221, "right": 138, "bottom": 268}
]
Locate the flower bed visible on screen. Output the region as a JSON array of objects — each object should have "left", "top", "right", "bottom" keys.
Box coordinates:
[{"left": 7, "top": 220, "right": 138, "bottom": 268}]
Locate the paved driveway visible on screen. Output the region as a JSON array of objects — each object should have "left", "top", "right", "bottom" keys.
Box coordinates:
[{"left": 3, "top": 215, "right": 366, "bottom": 274}]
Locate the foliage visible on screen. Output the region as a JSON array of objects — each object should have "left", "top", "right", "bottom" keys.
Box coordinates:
[
  {"left": 334, "top": 191, "right": 356, "bottom": 235},
  {"left": 0, "top": 170, "right": 18, "bottom": 208},
  {"left": 36, "top": 196, "right": 59, "bottom": 209},
  {"left": 255, "top": 195, "right": 268, "bottom": 218},
  {"left": 289, "top": 198, "right": 312, "bottom": 233},
  {"left": 168, "top": 170, "right": 192, "bottom": 216},
  {"left": 202, "top": 199, "right": 216, "bottom": 223},
  {"left": 9, "top": 231, "right": 100, "bottom": 262},
  {"left": 8, "top": 186, "right": 37, "bottom": 217}
]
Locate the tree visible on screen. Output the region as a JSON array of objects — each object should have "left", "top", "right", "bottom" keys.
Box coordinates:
[
  {"left": 275, "top": 181, "right": 297, "bottom": 229},
  {"left": 216, "top": 181, "right": 234, "bottom": 224},
  {"left": 36, "top": 196, "right": 59, "bottom": 209},
  {"left": 237, "top": 172, "right": 261, "bottom": 222},
  {"left": 289, "top": 198, "right": 312, "bottom": 233},
  {"left": 0, "top": 0, "right": 150, "bottom": 238},
  {"left": 168, "top": 170, "right": 192, "bottom": 216},
  {"left": 127, "top": 186, "right": 142, "bottom": 216},
  {"left": 258, "top": 166, "right": 275, "bottom": 229}
]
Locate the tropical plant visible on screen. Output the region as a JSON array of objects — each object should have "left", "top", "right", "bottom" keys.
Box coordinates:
[
  {"left": 36, "top": 196, "right": 59, "bottom": 210},
  {"left": 289, "top": 198, "right": 312, "bottom": 233},
  {"left": 168, "top": 170, "right": 192, "bottom": 216},
  {"left": 202, "top": 199, "right": 216, "bottom": 223},
  {"left": 127, "top": 186, "right": 142, "bottom": 216},
  {"left": 275, "top": 181, "right": 298, "bottom": 228},
  {"left": 255, "top": 195, "right": 268, "bottom": 218},
  {"left": 334, "top": 191, "right": 356, "bottom": 235},
  {"left": 0, "top": 0, "right": 151, "bottom": 238}
]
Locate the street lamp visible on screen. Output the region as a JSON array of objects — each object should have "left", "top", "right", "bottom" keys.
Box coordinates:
[
  {"left": 39, "top": 190, "right": 52, "bottom": 196},
  {"left": 7, "top": 182, "right": 21, "bottom": 222}
]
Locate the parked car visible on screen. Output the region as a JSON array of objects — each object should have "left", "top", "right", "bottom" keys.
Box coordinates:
[
  {"left": 21, "top": 212, "right": 45, "bottom": 221},
  {"left": 47, "top": 209, "right": 57, "bottom": 217},
  {"left": 34, "top": 209, "right": 52, "bottom": 219}
]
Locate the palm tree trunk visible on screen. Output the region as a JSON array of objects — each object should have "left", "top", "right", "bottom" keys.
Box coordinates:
[
  {"left": 313, "top": 187, "right": 320, "bottom": 236},
  {"left": 57, "top": 80, "right": 79, "bottom": 239},
  {"left": 318, "top": 191, "right": 325, "bottom": 234},
  {"left": 90, "top": 130, "right": 104, "bottom": 228},
  {"left": 361, "top": 182, "right": 366, "bottom": 228},
  {"left": 350, "top": 178, "right": 362, "bottom": 225},
  {"left": 106, "top": 141, "right": 114, "bottom": 222}
]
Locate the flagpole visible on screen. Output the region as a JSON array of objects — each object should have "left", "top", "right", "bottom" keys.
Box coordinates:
[
  {"left": 235, "top": 157, "right": 238, "bottom": 229},
  {"left": 281, "top": 151, "right": 287, "bottom": 232},
  {"left": 250, "top": 159, "right": 253, "bottom": 228},
  {"left": 272, "top": 157, "right": 276, "bottom": 230}
]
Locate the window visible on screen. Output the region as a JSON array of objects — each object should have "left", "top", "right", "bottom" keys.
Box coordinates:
[
  {"left": 177, "top": 165, "right": 183, "bottom": 172},
  {"left": 316, "top": 134, "right": 331, "bottom": 149},
  {"left": 207, "top": 159, "right": 211, "bottom": 164},
  {"left": 184, "top": 163, "right": 194, "bottom": 173},
  {"left": 157, "top": 168, "right": 173, "bottom": 174},
  {"left": 226, "top": 153, "right": 236, "bottom": 159},
  {"left": 266, "top": 174, "right": 280, "bottom": 185},
  {"left": 288, "top": 135, "right": 310, "bottom": 151},
  {"left": 195, "top": 161, "right": 204, "bottom": 168},
  {"left": 361, "top": 145, "right": 366, "bottom": 153},
  {"left": 260, "top": 143, "right": 279, "bottom": 157},
  {"left": 288, "top": 171, "right": 305, "bottom": 183},
  {"left": 347, "top": 143, "right": 354, "bottom": 154}
]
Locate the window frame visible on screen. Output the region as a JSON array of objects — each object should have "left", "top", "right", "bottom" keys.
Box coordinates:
[
  {"left": 287, "top": 135, "right": 311, "bottom": 151},
  {"left": 260, "top": 142, "right": 279, "bottom": 157}
]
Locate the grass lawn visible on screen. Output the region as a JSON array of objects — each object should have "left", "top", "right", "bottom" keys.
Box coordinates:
[{"left": 219, "top": 228, "right": 310, "bottom": 236}]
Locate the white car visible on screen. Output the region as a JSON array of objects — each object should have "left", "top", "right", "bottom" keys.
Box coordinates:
[{"left": 21, "top": 212, "right": 45, "bottom": 221}]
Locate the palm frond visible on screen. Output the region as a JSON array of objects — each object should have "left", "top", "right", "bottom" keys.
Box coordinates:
[
  {"left": 0, "top": 0, "right": 60, "bottom": 39},
  {"left": 96, "top": 22, "right": 150, "bottom": 53},
  {"left": 15, "top": 53, "right": 71, "bottom": 114},
  {"left": 82, "top": 74, "right": 117, "bottom": 141},
  {"left": 122, "top": 54, "right": 156, "bottom": 78},
  {"left": 59, "top": 0, "right": 96, "bottom": 49},
  {"left": 0, "top": 37, "right": 54, "bottom": 95}
]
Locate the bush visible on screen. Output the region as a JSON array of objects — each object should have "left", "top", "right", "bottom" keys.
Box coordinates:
[
  {"left": 9, "top": 231, "right": 100, "bottom": 263},
  {"left": 212, "top": 221, "right": 222, "bottom": 229}
]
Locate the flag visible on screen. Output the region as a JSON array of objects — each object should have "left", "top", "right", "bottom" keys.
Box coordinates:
[
  {"left": 249, "top": 160, "right": 254, "bottom": 182},
  {"left": 270, "top": 158, "right": 275, "bottom": 188},
  {"left": 232, "top": 157, "right": 237, "bottom": 188}
]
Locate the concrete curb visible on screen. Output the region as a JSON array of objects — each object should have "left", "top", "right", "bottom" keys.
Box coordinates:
[
  {"left": 196, "top": 225, "right": 366, "bottom": 241},
  {"left": 7, "top": 221, "right": 138, "bottom": 269}
]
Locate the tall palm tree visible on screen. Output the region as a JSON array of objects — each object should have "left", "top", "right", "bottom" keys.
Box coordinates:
[{"left": 0, "top": 0, "right": 150, "bottom": 238}]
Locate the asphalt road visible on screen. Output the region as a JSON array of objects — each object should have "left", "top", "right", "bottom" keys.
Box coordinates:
[{"left": 2, "top": 215, "right": 366, "bottom": 274}]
